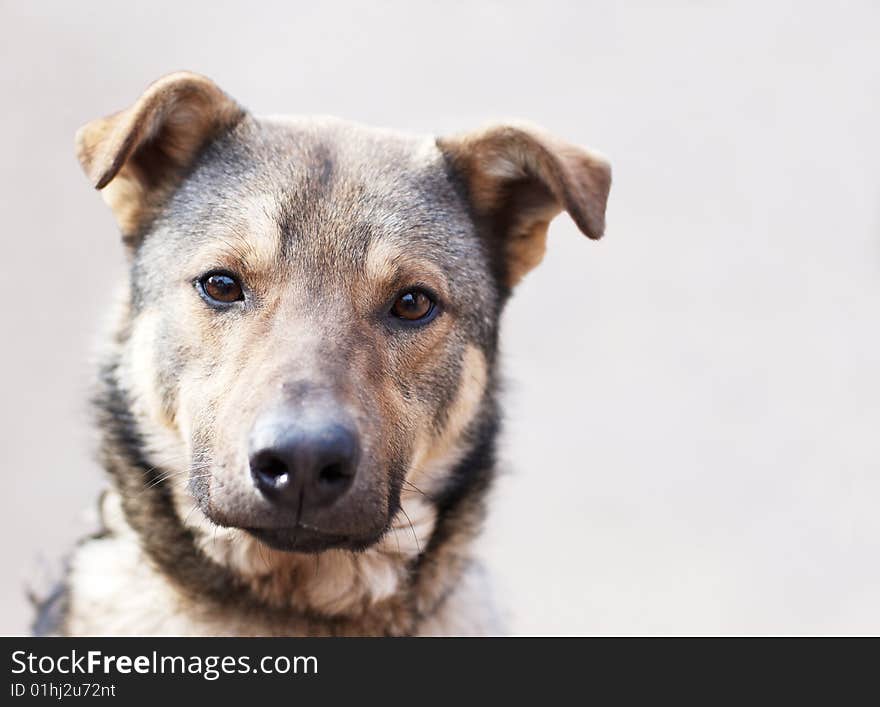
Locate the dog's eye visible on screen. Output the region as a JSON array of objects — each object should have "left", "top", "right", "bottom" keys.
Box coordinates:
[
  {"left": 198, "top": 272, "right": 244, "bottom": 305},
  {"left": 390, "top": 289, "right": 435, "bottom": 322}
]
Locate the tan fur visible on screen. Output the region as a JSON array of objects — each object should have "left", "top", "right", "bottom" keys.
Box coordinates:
[
  {"left": 67, "top": 493, "right": 495, "bottom": 636},
  {"left": 438, "top": 123, "right": 612, "bottom": 286},
  {"left": 93, "top": 264, "right": 488, "bottom": 626},
  {"left": 75, "top": 72, "right": 244, "bottom": 238},
  {"left": 408, "top": 345, "right": 489, "bottom": 493},
  {"left": 65, "top": 481, "right": 490, "bottom": 635},
  {"left": 56, "top": 73, "right": 612, "bottom": 637},
  {"left": 169, "top": 489, "right": 437, "bottom": 618},
  {"left": 506, "top": 220, "right": 551, "bottom": 287}
]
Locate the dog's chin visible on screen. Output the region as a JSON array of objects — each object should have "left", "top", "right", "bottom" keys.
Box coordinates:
[{"left": 243, "top": 526, "right": 384, "bottom": 554}]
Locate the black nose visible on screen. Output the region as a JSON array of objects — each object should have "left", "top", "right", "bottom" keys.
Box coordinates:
[{"left": 249, "top": 412, "right": 359, "bottom": 510}]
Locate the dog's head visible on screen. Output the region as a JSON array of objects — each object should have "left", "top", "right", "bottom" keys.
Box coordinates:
[{"left": 77, "top": 72, "right": 610, "bottom": 555}]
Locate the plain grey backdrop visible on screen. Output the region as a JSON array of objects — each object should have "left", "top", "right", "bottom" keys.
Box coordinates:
[{"left": 2, "top": 1, "right": 878, "bottom": 635}]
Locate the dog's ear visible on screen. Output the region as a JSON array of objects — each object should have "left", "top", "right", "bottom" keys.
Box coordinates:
[
  {"left": 437, "top": 124, "right": 611, "bottom": 287},
  {"left": 75, "top": 72, "right": 245, "bottom": 242}
]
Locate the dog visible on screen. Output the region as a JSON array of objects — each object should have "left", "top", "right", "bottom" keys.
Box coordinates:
[{"left": 34, "top": 72, "right": 610, "bottom": 636}]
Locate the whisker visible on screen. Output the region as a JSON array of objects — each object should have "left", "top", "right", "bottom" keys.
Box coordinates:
[
  {"left": 256, "top": 538, "right": 271, "bottom": 571},
  {"left": 392, "top": 522, "right": 402, "bottom": 556},
  {"left": 398, "top": 505, "right": 421, "bottom": 555},
  {"left": 401, "top": 479, "right": 428, "bottom": 498},
  {"left": 183, "top": 503, "right": 201, "bottom": 526}
]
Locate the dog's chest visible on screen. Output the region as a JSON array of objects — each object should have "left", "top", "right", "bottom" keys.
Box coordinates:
[
  {"left": 63, "top": 529, "right": 501, "bottom": 636},
  {"left": 65, "top": 533, "right": 285, "bottom": 636}
]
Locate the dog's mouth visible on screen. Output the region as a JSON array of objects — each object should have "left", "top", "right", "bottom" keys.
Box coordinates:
[
  {"left": 243, "top": 525, "right": 384, "bottom": 554},
  {"left": 191, "top": 454, "right": 400, "bottom": 555}
]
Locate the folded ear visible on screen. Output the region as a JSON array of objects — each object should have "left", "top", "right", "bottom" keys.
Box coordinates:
[
  {"left": 75, "top": 71, "right": 245, "bottom": 242},
  {"left": 437, "top": 124, "right": 611, "bottom": 287}
]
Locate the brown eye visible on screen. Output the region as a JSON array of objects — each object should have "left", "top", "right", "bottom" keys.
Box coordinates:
[
  {"left": 199, "top": 272, "right": 244, "bottom": 305},
  {"left": 390, "top": 289, "right": 436, "bottom": 322}
]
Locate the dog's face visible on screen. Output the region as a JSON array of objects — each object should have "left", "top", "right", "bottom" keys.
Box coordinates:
[{"left": 77, "top": 73, "right": 610, "bottom": 554}]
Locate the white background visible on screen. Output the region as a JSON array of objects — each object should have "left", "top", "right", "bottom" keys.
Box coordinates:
[{"left": 2, "top": 1, "right": 878, "bottom": 634}]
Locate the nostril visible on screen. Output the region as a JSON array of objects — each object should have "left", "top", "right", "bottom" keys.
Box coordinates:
[
  {"left": 318, "top": 462, "right": 351, "bottom": 487},
  {"left": 251, "top": 451, "right": 289, "bottom": 491}
]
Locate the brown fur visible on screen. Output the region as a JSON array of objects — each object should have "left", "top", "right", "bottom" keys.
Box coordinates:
[
  {"left": 438, "top": 123, "right": 611, "bottom": 286},
  {"left": 75, "top": 72, "right": 245, "bottom": 241},
  {"left": 39, "top": 72, "right": 611, "bottom": 636}
]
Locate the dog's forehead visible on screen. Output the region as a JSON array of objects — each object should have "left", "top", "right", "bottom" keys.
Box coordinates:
[
  {"left": 159, "top": 116, "right": 474, "bottom": 269},
  {"left": 255, "top": 115, "right": 439, "bottom": 184}
]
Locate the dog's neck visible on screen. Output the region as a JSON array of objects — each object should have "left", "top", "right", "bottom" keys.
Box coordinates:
[{"left": 95, "top": 358, "right": 498, "bottom": 635}]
